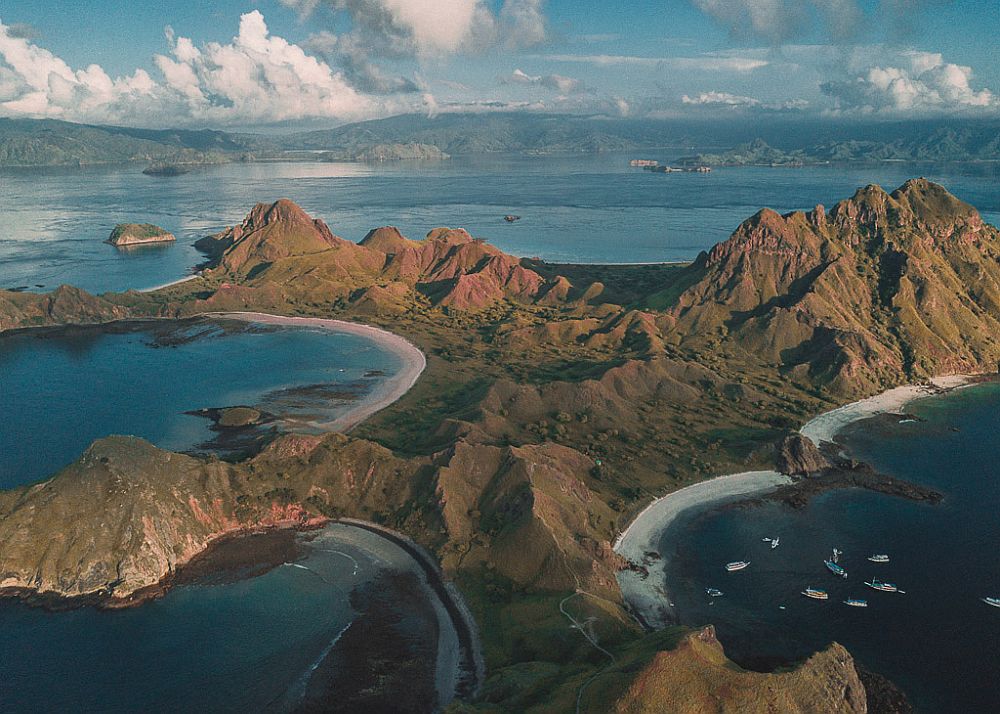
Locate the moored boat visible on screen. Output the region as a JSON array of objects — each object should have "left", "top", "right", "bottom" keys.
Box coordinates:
[
  {"left": 825, "top": 559, "right": 847, "bottom": 578},
  {"left": 868, "top": 554, "right": 890, "bottom": 563},
  {"left": 844, "top": 598, "right": 868, "bottom": 608},
  {"left": 983, "top": 597, "right": 1000, "bottom": 608},
  {"left": 802, "top": 588, "right": 829, "bottom": 600},
  {"left": 725, "top": 561, "right": 750, "bottom": 571},
  {"left": 865, "top": 579, "right": 900, "bottom": 593},
  {"left": 705, "top": 588, "right": 724, "bottom": 597}
]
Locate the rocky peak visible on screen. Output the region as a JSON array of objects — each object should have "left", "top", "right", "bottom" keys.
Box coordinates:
[{"left": 359, "top": 226, "right": 417, "bottom": 254}]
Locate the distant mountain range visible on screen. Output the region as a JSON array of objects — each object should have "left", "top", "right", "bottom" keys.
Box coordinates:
[{"left": 3, "top": 113, "right": 1000, "bottom": 168}]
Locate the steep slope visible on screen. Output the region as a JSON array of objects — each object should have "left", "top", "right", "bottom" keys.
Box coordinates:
[
  {"left": 661, "top": 179, "right": 1000, "bottom": 394},
  {"left": 194, "top": 201, "right": 578, "bottom": 311},
  {"left": 612, "top": 627, "right": 867, "bottom": 714}
]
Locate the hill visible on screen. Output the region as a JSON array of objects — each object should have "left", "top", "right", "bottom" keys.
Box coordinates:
[
  {"left": 0, "top": 117, "right": 250, "bottom": 167},
  {"left": 2, "top": 179, "right": 998, "bottom": 711}
]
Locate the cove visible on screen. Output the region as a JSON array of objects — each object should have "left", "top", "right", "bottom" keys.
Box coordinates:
[
  {"left": 659, "top": 382, "right": 1000, "bottom": 712},
  {"left": 0, "top": 316, "right": 404, "bottom": 488}
]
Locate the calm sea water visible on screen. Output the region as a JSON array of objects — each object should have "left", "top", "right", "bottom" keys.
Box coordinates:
[
  {"left": 0, "top": 318, "right": 401, "bottom": 488},
  {"left": 0, "top": 523, "right": 431, "bottom": 713},
  {"left": 662, "top": 383, "right": 1000, "bottom": 712},
  {"left": 4, "top": 157, "right": 1000, "bottom": 711},
  {"left": 2, "top": 157, "right": 999, "bottom": 293}
]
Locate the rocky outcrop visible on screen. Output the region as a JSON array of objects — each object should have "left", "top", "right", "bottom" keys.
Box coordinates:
[
  {"left": 0, "top": 285, "right": 130, "bottom": 332},
  {"left": 776, "top": 434, "right": 831, "bottom": 476},
  {"left": 106, "top": 223, "right": 175, "bottom": 246},
  {"left": 613, "top": 626, "right": 868, "bottom": 713}
]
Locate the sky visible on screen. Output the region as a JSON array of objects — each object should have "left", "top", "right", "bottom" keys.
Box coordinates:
[{"left": 0, "top": 0, "right": 998, "bottom": 129}]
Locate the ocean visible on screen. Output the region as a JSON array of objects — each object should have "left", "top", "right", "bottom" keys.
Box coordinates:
[
  {"left": 2, "top": 156, "right": 999, "bottom": 294},
  {"left": 0, "top": 318, "right": 402, "bottom": 488},
  {"left": 660, "top": 383, "right": 1000, "bottom": 712},
  {"left": 3, "top": 155, "right": 1000, "bottom": 711}
]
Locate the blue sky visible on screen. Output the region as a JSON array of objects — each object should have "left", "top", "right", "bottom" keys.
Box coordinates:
[{"left": 1, "top": 1, "right": 998, "bottom": 128}]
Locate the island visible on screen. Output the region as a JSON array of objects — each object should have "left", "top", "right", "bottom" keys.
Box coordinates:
[
  {"left": 2, "top": 178, "right": 998, "bottom": 711},
  {"left": 105, "top": 223, "right": 176, "bottom": 247}
]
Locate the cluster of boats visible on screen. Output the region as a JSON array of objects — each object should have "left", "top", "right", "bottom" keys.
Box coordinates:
[{"left": 714, "top": 541, "right": 1000, "bottom": 609}]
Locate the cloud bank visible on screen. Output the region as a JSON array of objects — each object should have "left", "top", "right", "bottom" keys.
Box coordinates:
[{"left": 822, "top": 51, "right": 997, "bottom": 113}]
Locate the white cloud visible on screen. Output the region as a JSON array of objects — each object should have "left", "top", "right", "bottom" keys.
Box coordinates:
[
  {"left": 508, "top": 68, "right": 584, "bottom": 94},
  {"left": 821, "top": 51, "right": 997, "bottom": 113},
  {"left": 536, "top": 53, "right": 768, "bottom": 72},
  {"left": 682, "top": 90, "right": 808, "bottom": 111},
  {"left": 683, "top": 90, "right": 761, "bottom": 106},
  {"left": 0, "top": 12, "right": 408, "bottom": 126}
]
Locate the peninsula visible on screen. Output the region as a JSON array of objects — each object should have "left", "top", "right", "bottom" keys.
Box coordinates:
[{"left": 2, "top": 178, "right": 999, "bottom": 711}]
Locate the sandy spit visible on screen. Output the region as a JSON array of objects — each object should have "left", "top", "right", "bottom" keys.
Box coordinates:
[
  {"left": 613, "top": 470, "right": 792, "bottom": 629},
  {"left": 210, "top": 312, "right": 426, "bottom": 432}
]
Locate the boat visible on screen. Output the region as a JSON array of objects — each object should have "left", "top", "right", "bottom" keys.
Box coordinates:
[
  {"left": 503, "top": 214, "right": 521, "bottom": 222},
  {"left": 865, "top": 579, "right": 901, "bottom": 593},
  {"left": 867, "top": 554, "right": 890, "bottom": 563},
  {"left": 771, "top": 537, "right": 780, "bottom": 549},
  {"left": 844, "top": 598, "right": 868, "bottom": 608},
  {"left": 762, "top": 537, "right": 772, "bottom": 542},
  {"left": 725, "top": 561, "right": 750, "bottom": 571},
  {"left": 705, "top": 588, "right": 724, "bottom": 597},
  {"left": 983, "top": 597, "right": 1000, "bottom": 608},
  {"left": 825, "top": 559, "right": 847, "bottom": 578},
  {"left": 831, "top": 548, "right": 842, "bottom": 563},
  {"left": 802, "top": 588, "right": 829, "bottom": 600}
]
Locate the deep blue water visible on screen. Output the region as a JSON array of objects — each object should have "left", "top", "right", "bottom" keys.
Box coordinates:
[
  {"left": 0, "top": 318, "right": 401, "bottom": 488},
  {"left": 2, "top": 156, "right": 999, "bottom": 293},
  {"left": 662, "top": 383, "right": 1000, "bottom": 712},
  {"left": 0, "top": 523, "right": 426, "bottom": 713}
]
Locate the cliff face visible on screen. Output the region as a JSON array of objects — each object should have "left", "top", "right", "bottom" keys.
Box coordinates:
[
  {"left": 665, "top": 179, "right": 1000, "bottom": 395},
  {"left": 613, "top": 627, "right": 868, "bottom": 714}
]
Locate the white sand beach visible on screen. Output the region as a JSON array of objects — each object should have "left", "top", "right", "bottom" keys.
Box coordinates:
[
  {"left": 800, "top": 374, "right": 976, "bottom": 448},
  {"left": 213, "top": 312, "right": 426, "bottom": 433},
  {"left": 613, "top": 470, "right": 792, "bottom": 629},
  {"left": 139, "top": 273, "right": 203, "bottom": 293}
]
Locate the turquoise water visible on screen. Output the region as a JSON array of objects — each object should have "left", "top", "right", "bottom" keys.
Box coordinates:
[
  {"left": 2, "top": 157, "right": 999, "bottom": 294},
  {"left": 0, "top": 523, "right": 430, "bottom": 713},
  {"left": 661, "top": 383, "right": 1000, "bottom": 712},
  {"left": 0, "top": 318, "right": 402, "bottom": 488}
]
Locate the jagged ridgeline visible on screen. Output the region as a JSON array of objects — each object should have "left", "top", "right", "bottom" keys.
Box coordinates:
[{"left": 1, "top": 179, "right": 998, "bottom": 711}]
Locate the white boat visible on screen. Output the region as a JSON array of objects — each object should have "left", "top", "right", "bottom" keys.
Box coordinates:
[
  {"left": 865, "top": 579, "right": 901, "bottom": 593},
  {"left": 705, "top": 588, "right": 724, "bottom": 597},
  {"left": 762, "top": 537, "right": 772, "bottom": 542},
  {"left": 844, "top": 598, "right": 868, "bottom": 608},
  {"left": 725, "top": 561, "right": 750, "bottom": 572},
  {"left": 802, "top": 588, "right": 829, "bottom": 600},
  {"left": 983, "top": 597, "right": 1000, "bottom": 608},
  {"left": 867, "top": 554, "right": 890, "bottom": 563},
  {"left": 770, "top": 537, "right": 780, "bottom": 549},
  {"left": 831, "top": 548, "right": 842, "bottom": 563},
  {"left": 825, "top": 559, "right": 847, "bottom": 578}
]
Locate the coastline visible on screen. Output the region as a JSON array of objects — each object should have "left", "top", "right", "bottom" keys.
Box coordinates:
[
  {"left": 800, "top": 374, "right": 978, "bottom": 448},
  {"left": 613, "top": 470, "right": 792, "bottom": 629},
  {"left": 613, "top": 371, "right": 988, "bottom": 631},
  {"left": 209, "top": 311, "right": 426, "bottom": 432}
]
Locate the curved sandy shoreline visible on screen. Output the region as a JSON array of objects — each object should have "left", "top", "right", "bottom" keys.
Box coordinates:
[
  {"left": 208, "top": 312, "right": 427, "bottom": 433},
  {"left": 800, "top": 374, "right": 977, "bottom": 447},
  {"left": 613, "top": 470, "right": 791, "bottom": 629},
  {"left": 614, "top": 372, "right": 985, "bottom": 629}
]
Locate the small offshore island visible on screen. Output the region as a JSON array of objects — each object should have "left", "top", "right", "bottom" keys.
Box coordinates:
[
  {"left": 2, "top": 178, "right": 1000, "bottom": 711},
  {"left": 105, "top": 223, "right": 176, "bottom": 247}
]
